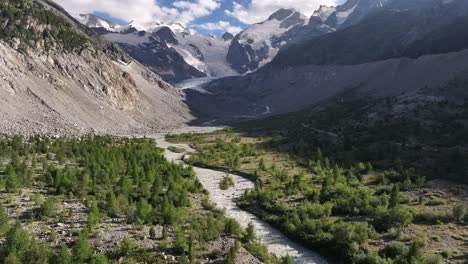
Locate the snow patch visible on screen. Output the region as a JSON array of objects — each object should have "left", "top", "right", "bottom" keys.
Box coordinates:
[
  {"left": 336, "top": 2, "right": 359, "bottom": 25},
  {"left": 312, "top": 6, "right": 337, "bottom": 22}
]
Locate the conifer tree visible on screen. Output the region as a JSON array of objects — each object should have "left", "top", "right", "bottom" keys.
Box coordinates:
[
  {"left": 73, "top": 229, "right": 92, "bottom": 263},
  {"left": 56, "top": 244, "right": 72, "bottom": 264},
  {"left": 244, "top": 222, "right": 256, "bottom": 243},
  {"left": 88, "top": 200, "right": 100, "bottom": 230},
  {"left": 188, "top": 230, "right": 195, "bottom": 262},
  {"left": 389, "top": 184, "right": 400, "bottom": 208},
  {"left": 174, "top": 227, "right": 186, "bottom": 254}
]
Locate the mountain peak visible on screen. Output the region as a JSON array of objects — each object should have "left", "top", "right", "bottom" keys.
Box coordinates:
[
  {"left": 311, "top": 5, "right": 337, "bottom": 22},
  {"left": 75, "top": 14, "right": 118, "bottom": 30},
  {"left": 222, "top": 32, "right": 234, "bottom": 41},
  {"left": 268, "top": 8, "right": 304, "bottom": 21}
]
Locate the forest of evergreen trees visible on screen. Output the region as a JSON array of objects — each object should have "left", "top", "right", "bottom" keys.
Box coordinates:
[{"left": 0, "top": 135, "right": 289, "bottom": 263}]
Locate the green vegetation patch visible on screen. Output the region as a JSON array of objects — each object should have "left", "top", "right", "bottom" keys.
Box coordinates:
[
  {"left": 168, "top": 146, "right": 186, "bottom": 153},
  {"left": 170, "top": 128, "right": 468, "bottom": 263}
]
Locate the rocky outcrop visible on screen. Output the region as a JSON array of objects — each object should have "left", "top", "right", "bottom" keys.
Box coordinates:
[
  {"left": 222, "top": 32, "right": 234, "bottom": 42},
  {"left": 0, "top": 40, "right": 192, "bottom": 135}
]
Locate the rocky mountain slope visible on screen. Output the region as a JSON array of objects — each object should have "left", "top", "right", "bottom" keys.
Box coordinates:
[
  {"left": 190, "top": 0, "right": 468, "bottom": 119},
  {"left": 188, "top": 49, "right": 468, "bottom": 118},
  {"left": 274, "top": 0, "right": 468, "bottom": 66},
  {"left": 0, "top": 0, "right": 192, "bottom": 135}
]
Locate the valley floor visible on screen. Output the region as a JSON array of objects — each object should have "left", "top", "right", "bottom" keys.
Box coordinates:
[
  {"left": 166, "top": 128, "right": 468, "bottom": 263},
  {"left": 150, "top": 131, "right": 328, "bottom": 263}
]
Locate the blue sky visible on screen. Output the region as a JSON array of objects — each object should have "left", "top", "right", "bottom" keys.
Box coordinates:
[{"left": 56, "top": 0, "right": 341, "bottom": 36}]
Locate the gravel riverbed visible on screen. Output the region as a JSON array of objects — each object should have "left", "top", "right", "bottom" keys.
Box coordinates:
[{"left": 148, "top": 127, "right": 328, "bottom": 264}]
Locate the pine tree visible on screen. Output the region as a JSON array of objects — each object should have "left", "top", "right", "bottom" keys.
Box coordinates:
[
  {"left": 244, "top": 222, "right": 256, "bottom": 243},
  {"left": 120, "top": 238, "right": 138, "bottom": 256},
  {"left": 316, "top": 148, "right": 323, "bottom": 162},
  {"left": 406, "top": 238, "right": 424, "bottom": 262},
  {"left": 50, "top": 227, "right": 57, "bottom": 242},
  {"left": 5, "top": 167, "right": 19, "bottom": 192},
  {"left": 389, "top": 184, "right": 400, "bottom": 208},
  {"left": 73, "top": 229, "right": 92, "bottom": 263},
  {"left": 149, "top": 226, "right": 156, "bottom": 239},
  {"left": 162, "top": 225, "right": 168, "bottom": 240},
  {"left": 258, "top": 158, "right": 266, "bottom": 171},
  {"left": 0, "top": 203, "right": 9, "bottom": 235},
  {"left": 106, "top": 190, "right": 119, "bottom": 217},
  {"left": 224, "top": 218, "right": 242, "bottom": 236},
  {"left": 88, "top": 200, "right": 100, "bottom": 230},
  {"left": 226, "top": 245, "right": 236, "bottom": 264},
  {"left": 57, "top": 244, "right": 72, "bottom": 264},
  {"left": 136, "top": 197, "right": 152, "bottom": 224},
  {"left": 188, "top": 230, "right": 195, "bottom": 262},
  {"left": 205, "top": 214, "right": 220, "bottom": 241},
  {"left": 174, "top": 227, "right": 186, "bottom": 254}
]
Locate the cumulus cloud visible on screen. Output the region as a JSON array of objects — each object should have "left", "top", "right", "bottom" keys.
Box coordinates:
[
  {"left": 197, "top": 21, "right": 243, "bottom": 34},
  {"left": 225, "top": 0, "right": 341, "bottom": 24},
  {"left": 54, "top": 0, "right": 221, "bottom": 25}
]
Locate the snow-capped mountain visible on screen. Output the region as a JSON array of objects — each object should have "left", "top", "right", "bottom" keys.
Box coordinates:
[
  {"left": 78, "top": 17, "right": 237, "bottom": 84},
  {"left": 225, "top": 0, "right": 390, "bottom": 74},
  {"left": 75, "top": 14, "right": 118, "bottom": 32},
  {"left": 76, "top": 0, "right": 392, "bottom": 83},
  {"left": 321, "top": 0, "right": 391, "bottom": 29},
  {"left": 227, "top": 8, "right": 308, "bottom": 74},
  {"left": 303, "top": 0, "right": 391, "bottom": 40}
]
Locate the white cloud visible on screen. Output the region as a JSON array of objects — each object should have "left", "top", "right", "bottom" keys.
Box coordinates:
[
  {"left": 225, "top": 0, "right": 342, "bottom": 24},
  {"left": 197, "top": 21, "right": 243, "bottom": 34},
  {"left": 54, "top": 0, "right": 221, "bottom": 25}
]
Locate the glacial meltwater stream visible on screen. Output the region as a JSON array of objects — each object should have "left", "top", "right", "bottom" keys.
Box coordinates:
[{"left": 150, "top": 128, "right": 328, "bottom": 264}]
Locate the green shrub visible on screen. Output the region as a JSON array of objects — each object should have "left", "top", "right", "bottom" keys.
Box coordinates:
[
  {"left": 373, "top": 206, "right": 413, "bottom": 231},
  {"left": 120, "top": 238, "right": 139, "bottom": 256},
  {"left": 219, "top": 175, "right": 234, "bottom": 190},
  {"left": 422, "top": 254, "right": 444, "bottom": 264},
  {"left": 244, "top": 242, "right": 272, "bottom": 263},
  {"left": 383, "top": 241, "right": 409, "bottom": 258},
  {"left": 425, "top": 198, "right": 447, "bottom": 206},
  {"left": 452, "top": 204, "right": 466, "bottom": 223},
  {"left": 413, "top": 211, "right": 451, "bottom": 225},
  {"left": 168, "top": 146, "right": 186, "bottom": 153}
]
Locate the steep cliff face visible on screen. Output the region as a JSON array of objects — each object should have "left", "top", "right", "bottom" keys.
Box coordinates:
[{"left": 0, "top": 0, "right": 192, "bottom": 135}]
